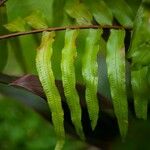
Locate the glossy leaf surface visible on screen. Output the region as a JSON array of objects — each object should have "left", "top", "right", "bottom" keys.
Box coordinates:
[{"left": 106, "top": 29, "right": 128, "bottom": 138}]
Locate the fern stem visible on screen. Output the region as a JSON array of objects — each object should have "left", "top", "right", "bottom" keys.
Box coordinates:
[{"left": 0, "top": 25, "right": 132, "bottom": 40}]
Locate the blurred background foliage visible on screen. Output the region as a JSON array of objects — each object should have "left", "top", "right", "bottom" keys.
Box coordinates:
[{"left": 0, "top": 97, "right": 87, "bottom": 150}]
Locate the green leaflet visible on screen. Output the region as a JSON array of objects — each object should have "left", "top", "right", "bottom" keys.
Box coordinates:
[
  {"left": 105, "top": 0, "right": 134, "bottom": 27},
  {"left": 84, "top": 0, "right": 113, "bottom": 25},
  {"left": 36, "top": 32, "right": 65, "bottom": 149},
  {"left": 131, "top": 66, "right": 149, "bottom": 119},
  {"left": 82, "top": 29, "right": 102, "bottom": 130},
  {"left": 25, "top": 10, "right": 48, "bottom": 29},
  {"left": 128, "top": 2, "right": 150, "bottom": 69},
  {"left": 61, "top": 29, "right": 84, "bottom": 139},
  {"left": 0, "top": 5, "right": 8, "bottom": 71},
  {"left": 4, "top": 17, "right": 27, "bottom": 32},
  {"left": 65, "top": 1, "right": 92, "bottom": 25},
  {"left": 106, "top": 29, "right": 128, "bottom": 138}
]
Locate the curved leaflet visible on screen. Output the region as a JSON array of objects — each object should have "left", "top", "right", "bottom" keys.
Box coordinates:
[
  {"left": 106, "top": 29, "right": 128, "bottom": 138},
  {"left": 61, "top": 29, "right": 84, "bottom": 139},
  {"left": 82, "top": 29, "right": 102, "bottom": 130},
  {"left": 36, "top": 32, "right": 65, "bottom": 149}
]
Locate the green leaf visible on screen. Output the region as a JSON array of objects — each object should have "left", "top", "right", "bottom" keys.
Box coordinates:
[
  {"left": 36, "top": 32, "right": 65, "bottom": 148},
  {"left": 128, "top": 2, "right": 150, "bottom": 69},
  {"left": 5, "top": 0, "right": 55, "bottom": 75},
  {"left": 125, "top": 0, "right": 141, "bottom": 16},
  {"left": 82, "top": 29, "right": 102, "bottom": 130},
  {"left": 105, "top": 0, "right": 134, "bottom": 27},
  {"left": 52, "top": 0, "right": 66, "bottom": 26},
  {"left": 3, "top": 34, "right": 37, "bottom": 75},
  {"left": 84, "top": 0, "right": 113, "bottom": 25},
  {"left": 4, "top": 17, "right": 27, "bottom": 32},
  {"left": 61, "top": 29, "right": 84, "bottom": 139},
  {"left": 19, "top": 35, "right": 37, "bottom": 74},
  {"left": 65, "top": 1, "right": 92, "bottom": 25},
  {"left": 6, "top": 0, "right": 53, "bottom": 25},
  {"left": 131, "top": 66, "right": 149, "bottom": 119},
  {"left": 106, "top": 29, "right": 128, "bottom": 138},
  {"left": 113, "top": 120, "right": 150, "bottom": 150},
  {"left": 25, "top": 10, "right": 48, "bottom": 29},
  {"left": 0, "top": 5, "right": 8, "bottom": 71},
  {"left": 8, "top": 38, "right": 27, "bottom": 73}
]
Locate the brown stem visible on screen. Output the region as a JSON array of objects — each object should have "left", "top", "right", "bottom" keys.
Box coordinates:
[
  {"left": 0, "top": 25, "right": 132, "bottom": 40},
  {"left": 0, "top": 0, "right": 7, "bottom": 6}
]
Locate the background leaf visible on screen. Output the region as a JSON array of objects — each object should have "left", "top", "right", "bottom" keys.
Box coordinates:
[
  {"left": 0, "top": 5, "right": 8, "bottom": 71},
  {"left": 0, "top": 97, "right": 87, "bottom": 150},
  {"left": 52, "top": 0, "right": 66, "bottom": 26},
  {"left": 8, "top": 38, "right": 28, "bottom": 73},
  {"left": 131, "top": 66, "right": 149, "bottom": 119},
  {"left": 4, "top": 17, "right": 27, "bottom": 32},
  {"left": 84, "top": 0, "right": 113, "bottom": 25},
  {"left": 25, "top": 10, "right": 48, "bottom": 29},
  {"left": 105, "top": 0, "right": 134, "bottom": 26},
  {"left": 125, "top": 0, "right": 141, "bottom": 16},
  {"left": 65, "top": 1, "right": 92, "bottom": 25},
  {"left": 128, "top": 2, "right": 150, "bottom": 69},
  {"left": 4, "top": 0, "right": 54, "bottom": 75}
]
